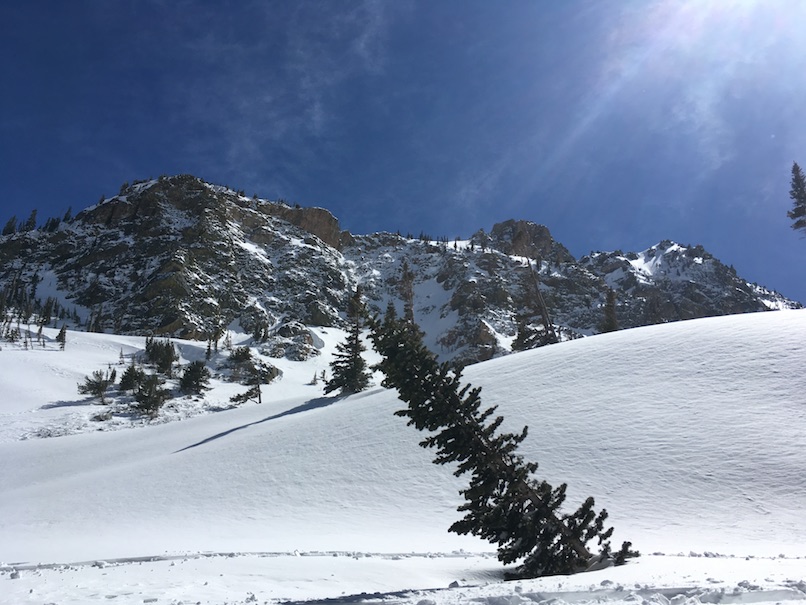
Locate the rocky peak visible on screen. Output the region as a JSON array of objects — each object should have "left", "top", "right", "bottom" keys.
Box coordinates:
[
  {"left": 471, "top": 219, "right": 575, "bottom": 264},
  {"left": 74, "top": 175, "right": 347, "bottom": 249}
]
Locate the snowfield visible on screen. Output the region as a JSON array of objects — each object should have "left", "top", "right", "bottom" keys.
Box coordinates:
[{"left": 0, "top": 310, "right": 804, "bottom": 604}]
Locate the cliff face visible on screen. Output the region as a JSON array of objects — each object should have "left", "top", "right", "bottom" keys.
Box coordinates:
[
  {"left": 264, "top": 204, "right": 347, "bottom": 250},
  {"left": 0, "top": 175, "right": 799, "bottom": 366}
]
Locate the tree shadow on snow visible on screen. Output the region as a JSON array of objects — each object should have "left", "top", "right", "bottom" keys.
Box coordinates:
[
  {"left": 173, "top": 396, "right": 340, "bottom": 453},
  {"left": 40, "top": 398, "right": 96, "bottom": 409}
]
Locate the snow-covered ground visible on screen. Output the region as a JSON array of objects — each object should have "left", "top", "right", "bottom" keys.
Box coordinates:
[{"left": 0, "top": 310, "right": 804, "bottom": 604}]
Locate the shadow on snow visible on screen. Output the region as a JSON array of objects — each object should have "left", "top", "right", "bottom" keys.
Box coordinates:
[
  {"left": 173, "top": 396, "right": 340, "bottom": 453},
  {"left": 40, "top": 398, "right": 97, "bottom": 409}
]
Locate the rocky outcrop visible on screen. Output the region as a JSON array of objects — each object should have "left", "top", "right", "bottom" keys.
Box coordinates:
[
  {"left": 263, "top": 205, "right": 346, "bottom": 250},
  {"left": 472, "top": 219, "right": 575, "bottom": 264},
  {"left": 78, "top": 175, "right": 347, "bottom": 250}
]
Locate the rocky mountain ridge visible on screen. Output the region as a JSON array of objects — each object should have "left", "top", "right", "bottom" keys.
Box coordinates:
[{"left": 0, "top": 174, "right": 799, "bottom": 365}]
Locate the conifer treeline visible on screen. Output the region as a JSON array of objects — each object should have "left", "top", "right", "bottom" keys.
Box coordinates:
[{"left": 2, "top": 207, "right": 73, "bottom": 236}]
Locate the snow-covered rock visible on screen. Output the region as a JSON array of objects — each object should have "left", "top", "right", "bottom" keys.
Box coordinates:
[{"left": 0, "top": 176, "right": 799, "bottom": 367}]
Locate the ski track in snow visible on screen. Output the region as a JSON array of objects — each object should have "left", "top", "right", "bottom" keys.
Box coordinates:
[
  {"left": 2, "top": 553, "right": 805, "bottom": 605},
  {"left": 0, "top": 310, "right": 804, "bottom": 604}
]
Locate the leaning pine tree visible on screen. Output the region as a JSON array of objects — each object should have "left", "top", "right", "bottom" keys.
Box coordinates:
[{"left": 370, "top": 308, "right": 637, "bottom": 578}]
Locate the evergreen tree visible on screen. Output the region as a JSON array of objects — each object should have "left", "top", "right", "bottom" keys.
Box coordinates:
[
  {"left": 180, "top": 360, "right": 211, "bottom": 394},
  {"left": 399, "top": 260, "right": 415, "bottom": 324},
  {"left": 2, "top": 216, "right": 16, "bottom": 236},
  {"left": 230, "top": 385, "right": 262, "bottom": 404},
  {"left": 347, "top": 284, "right": 367, "bottom": 320},
  {"left": 43, "top": 216, "right": 61, "bottom": 232},
  {"left": 56, "top": 324, "right": 67, "bottom": 350},
  {"left": 324, "top": 321, "right": 371, "bottom": 395},
  {"left": 134, "top": 374, "right": 170, "bottom": 417},
  {"left": 229, "top": 345, "right": 252, "bottom": 363},
  {"left": 21, "top": 209, "right": 37, "bottom": 232},
  {"left": 787, "top": 162, "right": 806, "bottom": 235},
  {"left": 369, "top": 310, "right": 636, "bottom": 578},
  {"left": 119, "top": 363, "right": 146, "bottom": 392},
  {"left": 599, "top": 289, "right": 619, "bottom": 333},
  {"left": 144, "top": 336, "right": 178, "bottom": 376},
  {"left": 78, "top": 369, "right": 116, "bottom": 404},
  {"left": 324, "top": 289, "right": 371, "bottom": 395}
]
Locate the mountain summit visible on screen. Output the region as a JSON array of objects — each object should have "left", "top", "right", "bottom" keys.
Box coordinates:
[{"left": 0, "top": 174, "right": 798, "bottom": 365}]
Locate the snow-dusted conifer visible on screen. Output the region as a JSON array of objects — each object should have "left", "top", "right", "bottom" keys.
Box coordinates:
[
  {"left": 145, "top": 337, "right": 178, "bottom": 377},
  {"left": 119, "top": 363, "right": 145, "bottom": 392},
  {"left": 21, "top": 209, "right": 37, "bottom": 232},
  {"left": 1, "top": 215, "right": 16, "bottom": 236},
  {"left": 325, "top": 288, "right": 371, "bottom": 395},
  {"left": 134, "top": 374, "right": 170, "bottom": 417}
]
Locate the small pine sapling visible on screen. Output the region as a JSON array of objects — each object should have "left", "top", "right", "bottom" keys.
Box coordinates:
[
  {"left": 119, "top": 363, "right": 146, "bottom": 392},
  {"left": 78, "top": 369, "right": 116, "bottom": 404},
  {"left": 180, "top": 360, "right": 211, "bottom": 394},
  {"left": 134, "top": 374, "right": 170, "bottom": 417}
]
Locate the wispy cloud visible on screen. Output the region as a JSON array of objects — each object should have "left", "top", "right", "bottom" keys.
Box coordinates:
[
  {"left": 140, "top": 1, "right": 397, "bottom": 194},
  {"left": 283, "top": 0, "right": 393, "bottom": 134},
  {"left": 453, "top": 154, "right": 512, "bottom": 212}
]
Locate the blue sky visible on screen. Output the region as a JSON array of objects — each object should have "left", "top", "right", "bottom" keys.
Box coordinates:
[{"left": 2, "top": 1, "right": 806, "bottom": 302}]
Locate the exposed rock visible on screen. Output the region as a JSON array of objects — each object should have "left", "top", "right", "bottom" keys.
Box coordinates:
[
  {"left": 276, "top": 321, "right": 313, "bottom": 341},
  {"left": 264, "top": 204, "right": 346, "bottom": 250},
  {"left": 0, "top": 175, "right": 799, "bottom": 368},
  {"left": 473, "top": 219, "right": 575, "bottom": 263}
]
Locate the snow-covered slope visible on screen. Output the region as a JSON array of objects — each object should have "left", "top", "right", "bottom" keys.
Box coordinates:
[{"left": 1, "top": 310, "right": 804, "bottom": 604}]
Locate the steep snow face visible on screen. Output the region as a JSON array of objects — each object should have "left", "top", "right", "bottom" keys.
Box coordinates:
[{"left": 0, "top": 311, "right": 804, "bottom": 604}]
